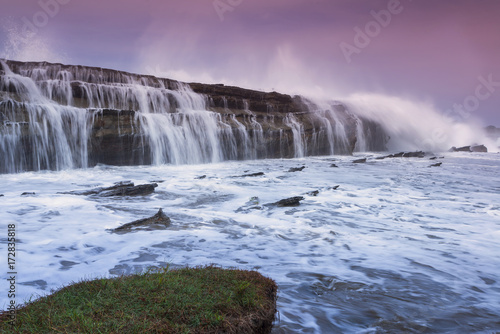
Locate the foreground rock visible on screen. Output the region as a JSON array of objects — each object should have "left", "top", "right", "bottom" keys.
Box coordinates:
[
  {"left": 62, "top": 181, "right": 158, "bottom": 197},
  {"left": 113, "top": 209, "right": 171, "bottom": 232}
]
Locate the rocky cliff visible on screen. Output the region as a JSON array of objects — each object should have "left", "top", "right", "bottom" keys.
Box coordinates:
[{"left": 0, "top": 59, "right": 388, "bottom": 173}]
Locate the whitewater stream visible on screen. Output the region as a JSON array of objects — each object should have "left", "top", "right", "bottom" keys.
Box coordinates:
[{"left": 1, "top": 152, "right": 499, "bottom": 333}]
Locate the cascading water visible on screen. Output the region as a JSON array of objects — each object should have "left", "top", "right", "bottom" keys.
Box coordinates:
[
  {"left": 16, "top": 59, "right": 498, "bottom": 174},
  {"left": 0, "top": 62, "right": 91, "bottom": 173},
  {"left": 0, "top": 60, "right": 391, "bottom": 173}
]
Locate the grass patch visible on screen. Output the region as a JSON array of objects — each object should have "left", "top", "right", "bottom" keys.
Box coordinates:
[{"left": 0, "top": 266, "right": 277, "bottom": 333}]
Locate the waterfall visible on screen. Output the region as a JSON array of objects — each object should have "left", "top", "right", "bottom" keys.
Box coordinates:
[
  {"left": 0, "top": 61, "right": 91, "bottom": 173},
  {"left": 0, "top": 60, "right": 389, "bottom": 173}
]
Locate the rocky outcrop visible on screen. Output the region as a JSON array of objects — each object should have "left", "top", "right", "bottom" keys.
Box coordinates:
[
  {"left": 449, "top": 145, "right": 488, "bottom": 153},
  {"left": 1, "top": 59, "right": 389, "bottom": 173},
  {"left": 113, "top": 208, "right": 171, "bottom": 232}
]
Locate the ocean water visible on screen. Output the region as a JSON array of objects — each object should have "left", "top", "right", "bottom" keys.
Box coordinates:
[{"left": 0, "top": 152, "right": 499, "bottom": 333}]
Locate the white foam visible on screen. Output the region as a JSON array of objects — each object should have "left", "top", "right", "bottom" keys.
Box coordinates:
[{"left": 1, "top": 154, "right": 499, "bottom": 332}]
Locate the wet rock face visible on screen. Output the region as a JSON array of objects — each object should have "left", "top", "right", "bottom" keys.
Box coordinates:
[{"left": 1, "top": 60, "right": 390, "bottom": 172}]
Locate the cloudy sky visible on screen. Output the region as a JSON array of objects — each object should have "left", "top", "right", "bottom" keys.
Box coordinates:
[{"left": 1, "top": 0, "right": 499, "bottom": 125}]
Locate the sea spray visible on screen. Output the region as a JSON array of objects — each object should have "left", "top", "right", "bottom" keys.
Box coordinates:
[{"left": 343, "top": 93, "right": 497, "bottom": 152}]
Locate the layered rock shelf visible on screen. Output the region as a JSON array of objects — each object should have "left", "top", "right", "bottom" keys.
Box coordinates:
[{"left": 0, "top": 59, "right": 389, "bottom": 173}]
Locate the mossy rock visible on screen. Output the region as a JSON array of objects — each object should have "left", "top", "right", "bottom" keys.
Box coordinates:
[{"left": 0, "top": 266, "right": 277, "bottom": 333}]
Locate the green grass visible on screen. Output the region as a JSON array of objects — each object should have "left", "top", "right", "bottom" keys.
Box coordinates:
[{"left": 0, "top": 266, "right": 277, "bottom": 333}]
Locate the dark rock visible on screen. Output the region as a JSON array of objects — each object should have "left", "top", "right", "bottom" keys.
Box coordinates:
[
  {"left": 21, "top": 192, "right": 35, "bottom": 196},
  {"left": 429, "top": 157, "right": 437, "bottom": 160},
  {"left": 195, "top": 175, "right": 207, "bottom": 179},
  {"left": 61, "top": 181, "right": 135, "bottom": 195},
  {"left": 402, "top": 151, "right": 425, "bottom": 158},
  {"left": 99, "top": 183, "right": 158, "bottom": 197},
  {"left": 429, "top": 162, "right": 442, "bottom": 167},
  {"left": 62, "top": 181, "right": 158, "bottom": 197},
  {"left": 235, "top": 172, "right": 265, "bottom": 178},
  {"left": 375, "top": 156, "right": 386, "bottom": 160},
  {"left": 383, "top": 151, "right": 425, "bottom": 158},
  {"left": 352, "top": 158, "right": 367, "bottom": 163},
  {"left": 288, "top": 166, "right": 306, "bottom": 172},
  {"left": 113, "top": 208, "right": 171, "bottom": 231},
  {"left": 306, "top": 190, "right": 319, "bottom": 196},
  {"left": 330, "top": 164, "right": 338, "bottom": 168},
  {"left": 0, "top": 194, "right": 4, "bottom": 197},
  {"left": 329, "top": 185, "right": 340, "bottom": 190},
  {"left": 471, "top": 145, "right": 487, "bottom": 152},
  {"left": 274, "top": 196, "right": 305, "bottom": 207}
]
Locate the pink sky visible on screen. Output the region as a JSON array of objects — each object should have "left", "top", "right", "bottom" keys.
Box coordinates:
[{"left": 1, "top": 0, "right": 500, "bottom": 125}]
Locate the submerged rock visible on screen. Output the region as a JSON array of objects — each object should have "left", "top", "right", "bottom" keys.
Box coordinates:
[
  {"left": 352, "top": 158, "right": 367, "bottom": 163},
  {"left": 429, "top": 162, "right": 442, "bottom": 167},
  {"left": 235, "top": 196, "right": 262, "bottom": 213},
  {"left": 274, "top": 196, "right": 305, "bottom": 207},
  {"left": 288, "top": 166, "right": 306, "bottom": 172},
  {"left": 195, "top": 175, "right": 207, "bottom": 179},
  {"left": 234, "top": 172, "right": 265, "bottom": 178},
  {"left": 380, "top": 151, "right": 425, "bottom": 159},
  {"left": 330, "top": 163, "right": 338, "bottom": 168},
  {"left": 113, "top": 208, "right": 171, "bottom": 232},
  {"left": 306, "top": 190, "right": 319, "bottom": 196},
  {"left": 21, "top": 192, "right": 36, "bottom": 196}
]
